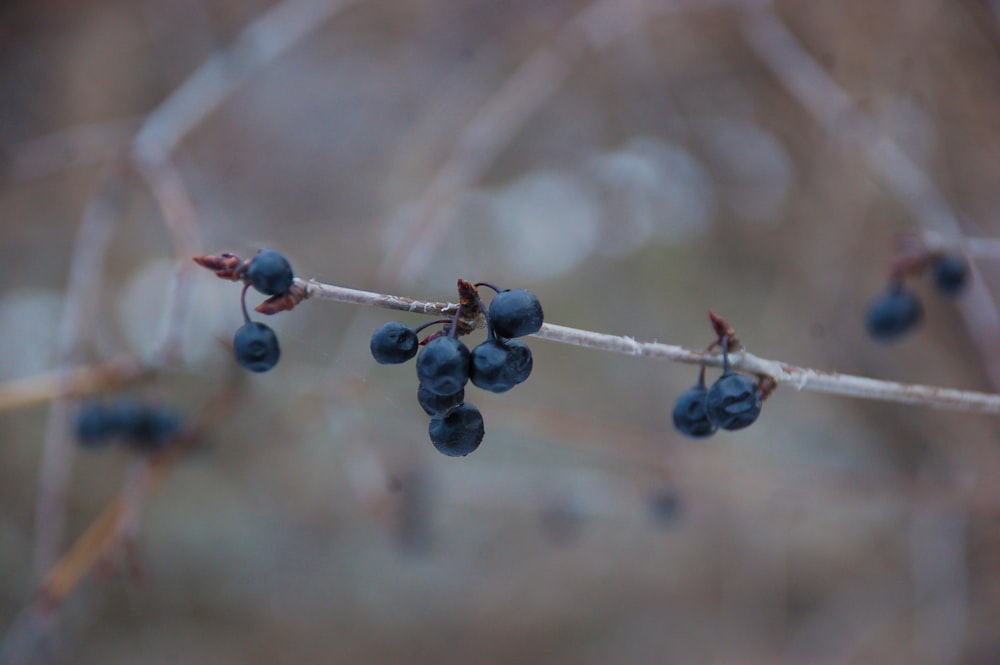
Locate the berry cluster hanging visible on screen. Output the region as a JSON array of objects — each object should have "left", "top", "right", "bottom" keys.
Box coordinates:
[
  {"left": 370, "top": 280, "right": 544, "bottom": 457},
  {"left": 865, "top": 236, "right": 969, "bottom": 342}
]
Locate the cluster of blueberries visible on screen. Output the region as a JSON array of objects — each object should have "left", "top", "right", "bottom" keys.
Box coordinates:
[
  {"left": 369, "top": 286, "right": 544, "bottom": 457},
  {"left": 865, "top": 252, "right": 968, "bottom": 342},
  {"left": 671, "top": 337, "right": 762, "bottom": 439},
  {"left": 232, "top": 250, "right": 294, "bottom": 372},
  {"left": 75, "top": 399, "right": 182, "bottom": 451}
]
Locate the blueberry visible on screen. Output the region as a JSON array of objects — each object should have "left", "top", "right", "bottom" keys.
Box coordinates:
[
  {"left": 428, "top": 403, "right": 485, "bottom": 457},
  {"left": 370, "top": 322, "right": 419, "bottom": 365},
  {"left": 488, "top": 289, "right": 544, "bottom": 338},
  {"left": 416, "top": 337, "right": 470, "bottom": 396},
  {"left": 75, "top": 402, "right": 116, "bottom": 448},
  {"left": 418, "top": 383, "right": 465, "bottom": 417},
  {"left": 933, "top": 254, "right": 968, "bottom": 296},
  {"left": 705, "top": 372, "right": 762, "bottom": 431},
  {"left": 246, "top": 249, "right": 294, "bottom": 296},
  {"left": 234, "top": 321, "right": 281, "bottom": 372},
  {"left": 672, "top": 382, "right": 717, "bottom": 439},
  {"left": 865, "top": 287, "right": 923, "bottom": 341}
]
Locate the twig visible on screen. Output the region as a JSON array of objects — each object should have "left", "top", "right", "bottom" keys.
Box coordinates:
[
  {"left": 739, "top": 7, "right": 1000, "bottom": 390},
  {"left": 298, "top": 278, "right": 1000, "bottom": 415},
  {"left": 0, "top": 357, "right": 147, "bottom": 415},
  {"left": 34, "top": 172, "right": 127, "bottom": 582},
  {"left": 384, "top": 0, "right": 742, "bottom": 282}
]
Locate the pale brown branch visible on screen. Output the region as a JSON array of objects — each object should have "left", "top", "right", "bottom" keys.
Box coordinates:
[{"left": 299, "top": 278, "right": 1000, "bottom": 415}]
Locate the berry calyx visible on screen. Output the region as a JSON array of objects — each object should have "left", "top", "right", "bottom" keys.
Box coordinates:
[
  {"left": 932, "top": 254, "right": 968, "bottom": 296},
  {"left": 416, "top": 336, "right": 470, "bottom": 396},
  {"left": 417, "top": 383, "right": 465, "bottom": 417},
  {"left": 672, "top": 372, "right": 717, "bottom": 439},
  {"left": 487, "top": 288, "right": 544, "bottom": 338},
  {"left": 865, "top": 286, "right": 923, "bottom": 342},
  {"left": 370, "top": 321, "right": 419, "bottom": 364},
  {"left": 234, "top": 321, "right": 281, "bottom": 372},
  {"left": 247, "top": 249, "right": 294, "bottom": 296},
  {"left": 428, "top": 403, "right": 485, "bottom": 457}
]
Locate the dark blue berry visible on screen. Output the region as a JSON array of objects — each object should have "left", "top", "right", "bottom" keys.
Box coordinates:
[
  {"left": 504, "top": 340, "right": 533, "bottom": 386},
  {"left": 488, "top": 289, "right": 544, "bottom": 338},
  {"left": 865, "top": 287, "right": 923, "bottom": 341},
  {"left": 126, "top": 406, "right": 182, "bottom": 450},
  {"left": 705, "top": 372, "right": 762, "bottom": 431},
  {"left": 672, "top": 383, "right": 717, "bottom": 439},
  {"left": 75, "top": 403, "right": 116, "bottom": 448},
  {"left": 416, "top": 337, "right": 470, "bottom": 396},
  {"left": 933, "top": 254, "right": 968, "bottom": 296},
  {"left": 470, "top": 340, "right": 517, "bottom": 393},
  {"left": 370, "top": 322, "right": 419, "bottom": 364},
  {"left": 428, "top": 403, "right": 484, "bottom": 457},
  {"left": 247, "top": 250, "right": 294, "bottom": 296},
  {"left": 234, "top": 321, "right": 281, "bottom": 372},
  {"left": 417, "top": 383, "right": 465, "bottom": 417}
]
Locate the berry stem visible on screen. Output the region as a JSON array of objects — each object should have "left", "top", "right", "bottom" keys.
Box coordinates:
[
  {"left": 474, "top": 294, "right": 496, "bottom": 342},
  {"left": 412, "top": 318, "right": 453, "bottom": 336},
  {"left": 239, "top": 283, "right": 252, "bottom": 324},
  {"left": 473, "top": 282, "right": 505, "bottom": 295}
]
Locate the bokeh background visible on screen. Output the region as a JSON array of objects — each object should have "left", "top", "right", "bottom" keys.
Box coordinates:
[{"left": 3, "top": 0, "right": 1000, "bottom": 663}]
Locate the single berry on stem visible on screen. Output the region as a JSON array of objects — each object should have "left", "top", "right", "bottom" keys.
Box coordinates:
[
  {"left": 234, "top": 284, "right": 281, "bottom": 372},
  {"left": 485, "top": 287, "right": 544, "bottom": 338},
  {"left": 247, "top": 249, "right": 294, "bottom": 296},
  {"left": 370, "top": 321, "right": 419, "bottom": 365},
  {"left": 865, "top": 285, "right": 923, "bottom": 342},
  {"left": 416, "top": 308, "right": 471, "bottom": 396},
  {"left": 429, "top": 403, "right": 485, "bottom": 457},
  {"left": 417, "top": 337, "right": 470, "bottom": 396},
  {"left": 932, "top": 254, "right": 968, "bottom": 296},
  {"left": 705, "top": 336, "right": 762, "bottom": 431},
  {"left": 672, "top": 367, "right": 717, "bottom": 439}
]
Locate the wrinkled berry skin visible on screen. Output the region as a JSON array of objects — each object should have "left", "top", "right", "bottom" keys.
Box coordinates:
[
  {"left": 418, "top": 383, "right": 465, "bottom": 417},
  {"left": 504, "top": 340, "right": 533, "bottom": 386},
  {"left": 247, "top": 250, "right": 294, "bottom": 296},
  {"left": 672, "top": 384, "right": 717, "bottom": 439},
  {"left": 933, "top": 254, "right": 968, "bottom": 296},
  {"left": 865, "top": 287, "right": 923, "bottom": 342},
  {"left": 234, "top": 321, "right": 281, "bottom": 372},
  {"left": 488, "top": 289, "right": 544, "bottom": 338},
  {"left": 429, "top": 403, "right": 485, "bottom": 457},
  {"left": 370, "top": 322, "right": 419, "bottom": 364},
  {"left": 706, "top": 373, "right": 762, "bottom": 431},
  {"left": 470, "top": 341, "right": 516, "bottom": 393},
  {"left": 417, "top": 337, "right": 471, "bottom": 396}
]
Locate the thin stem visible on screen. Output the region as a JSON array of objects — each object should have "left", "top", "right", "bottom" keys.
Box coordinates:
[
  {"left": 240, "top": 283, "right": 252, "bottom": 324},
  {"left": 297, "top": 277, "right": 1000, "bottom": 415},
  {"left": 412, "top": 318, "right": 452, "bottom": 336}
]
